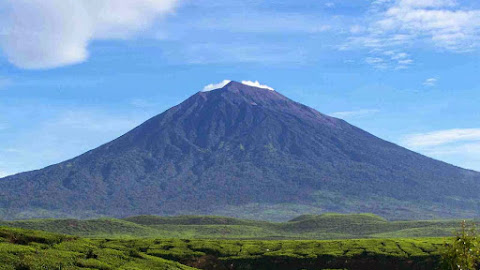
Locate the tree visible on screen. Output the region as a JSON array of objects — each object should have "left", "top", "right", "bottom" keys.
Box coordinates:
[{"left": 442, "top": 220, "right": 480, "bottom": 270}]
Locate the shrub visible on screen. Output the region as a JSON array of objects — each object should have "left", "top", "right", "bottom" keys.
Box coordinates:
[{"left": 85, "top": 248, "right": 98, "bottom": 259}]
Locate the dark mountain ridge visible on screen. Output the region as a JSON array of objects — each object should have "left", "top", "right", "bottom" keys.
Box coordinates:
[{"left": 1, "top": 81, "right": 479, "bottom": 221}]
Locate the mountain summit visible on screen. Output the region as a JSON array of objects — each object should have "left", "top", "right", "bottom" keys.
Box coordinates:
[{"left": 1, "top": 81, "right": 479, "bottom": 220}]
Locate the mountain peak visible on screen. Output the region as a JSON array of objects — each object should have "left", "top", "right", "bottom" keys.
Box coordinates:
[
  {"left": 196, "top": 79, "right": 297, "bottom": 110},
  {"left": 202, "top": 80, "right": 275, "bottom": 92}
]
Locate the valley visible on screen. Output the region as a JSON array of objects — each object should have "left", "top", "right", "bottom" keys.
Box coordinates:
[{"left": 0, "top": 213, "right": 464, "bottom": 240}]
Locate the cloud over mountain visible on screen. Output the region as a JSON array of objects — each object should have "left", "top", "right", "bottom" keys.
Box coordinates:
[
  {"left": 203, "top": 80, "right": 274, "bottom": 92},
  {"left": 202, "top": 80, "right": 232, "bottom": 92}
]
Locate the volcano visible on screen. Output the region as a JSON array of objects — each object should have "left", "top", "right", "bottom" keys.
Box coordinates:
[{"left": 1, "top": 81, "right": 479, "bottom": 221}]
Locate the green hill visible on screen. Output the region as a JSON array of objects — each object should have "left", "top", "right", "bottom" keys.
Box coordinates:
[
  {"left": 0, "top": 226, "right": 447, "bottom": 270},
  {"left": 0, "top": 218, "right": 158, "bottom": 238},
  {"left": 0, "top": 213, "right": 464, "bottom": 239},
  {"left": 123, "top": 215, "right": 267, "bottom": 226}
]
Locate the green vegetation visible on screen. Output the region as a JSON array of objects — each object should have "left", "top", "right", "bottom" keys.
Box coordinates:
[
  {"left": 441, "top": 221, "right": 480, "bottom": 270},
  {"left": 0, "top": 226, "right": 447, "bottom": 270},
  {"left": 0, "top": 226, "right": 196, "bottom": 270},
  {"left": 0, "top": 213, "right": 466, "bottom": 239},
  {"left": 2, "top": 213, "right": 473, "bottom": 269}
]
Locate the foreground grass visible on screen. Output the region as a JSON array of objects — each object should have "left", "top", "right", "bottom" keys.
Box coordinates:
[
  {"left": 0, "top": 226, "right": 447, "bottom": 270},
  {"left": 0, "top": 226, "right": 197, "bottom": 270},
  {"left": 0, "top": 213, "right": 465, "bottom": 239}
]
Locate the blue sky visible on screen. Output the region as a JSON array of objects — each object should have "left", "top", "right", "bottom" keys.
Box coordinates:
[{"left": 0, "top": 0, "right": 480, "bottom": 177}]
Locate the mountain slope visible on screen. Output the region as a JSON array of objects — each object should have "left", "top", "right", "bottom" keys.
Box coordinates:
[{"left": 0, "top": 81, "right": 479, "bottom": 220}]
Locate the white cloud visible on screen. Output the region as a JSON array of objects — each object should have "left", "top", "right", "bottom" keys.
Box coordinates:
[
  {"left": 350, "top": 25, "right": 365, "bottom": 34},
  {"left": 388, "top": 51, "right": 408, "bottom": 60},
  {"left": 241, "top": 80, "right": 275, "bottom": 91},
  {"left": 422, "top": 142, "right": 480, "bottom": 156},
  {"left": 330, "top": 109, "right": 380, "bottom": 119},
  {"left": 346, "top": 0, "right": 480, "bottom": 68},
  {"left": 397, "top": 0, "right": 457, "bottom": 8},
  {"left": 365, "top": 57, "right": 384, "bottom": 64},
  {"left": 0, "top": 0, "right": 178, "bottom": 69},
  {"left": 373, "top": 0, "right": 480, "bottom": 51},
  {"left": 325, "top": 2, "right": 335, "bottom": 8},
  {"left": 202, "top": 80, "right": 275, "bottom": 92},
  {"left": 363, "top": 51, "right": 413, "bottom": 69},
  {"left": 423, "top": 78, "right": 437, "bottom": 87},
  {"left": 401, "top": 128, "right": 480, "bottom": 171},
  {"left": 379, "top": 4, "right": 480, "bottom": 50},
  {"left": 398, "top": 59, "right": 413, "bottom": 65},
  {"left": 403, "top": 128, "right": 480, "bottom": 148},
  {"left": 202, "top": 80, "right": 232, "bottom": 92},
  {"left": 0, "top": 170, "right": 10, "bottom": 178},
  {"left": 365, "top": 57, "right": 388, "bottom": 69}
]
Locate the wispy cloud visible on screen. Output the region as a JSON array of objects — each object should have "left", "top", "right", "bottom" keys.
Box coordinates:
[
  {"left": 174, "top": 42, "right": 309, "bottom": 65},
  {"left": 129, "top": 98, "right": 168, "bottom": 109},
  {"left": 403, "top": 128, "right": 480, "bottom": 148},
  {"left": 421, "top": 142, "right": 480, "bottom": 156},
  {"left": 363, "top": 50, "right": 414, "bottom": 69},
  {"left": 158, "top": 2, "right": 339, "bottom": 66},
  {"left": 330, "top": 109, "right": 380, "bottom": 119},
  {"left": 44, "top": 110, "right": 139, "bottom": 132},
  {"left": 423, "top": 78, "right": 437, "bottom": 87},
  {"left": 325, "top": 2, "right": 335, "bottom": 8},
  {"left": 0, "top": 108, "right": 145, "bottom": 175},
  {"left": 192, "top": 12, "right": 332, "bottom": 34},
  {"left": 0, "top": 77, "right": 12, "bottom": 90},
  {"left": 402, "top": 128, "right": 480, "bottom": 171},
  {"left": 0, "top": 0, "right": 179, "bottom": 69},
  {"left": 365, "top": 57, "right": 387, "bottom": 69}
]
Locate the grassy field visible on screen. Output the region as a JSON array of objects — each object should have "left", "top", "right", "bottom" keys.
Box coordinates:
[
  {"left": 0, "top": 225, "right": 447, "bottom": 270},
  {"left": 0, "top": 213, "right": 465, "bottom": 239}
]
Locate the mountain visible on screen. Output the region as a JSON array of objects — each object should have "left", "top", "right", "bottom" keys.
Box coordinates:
[{"left": 0, "top": 81, "right": 479, "bottom": 221}]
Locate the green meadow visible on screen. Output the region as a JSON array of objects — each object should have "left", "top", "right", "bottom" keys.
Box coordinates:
[{"left": 0, "top": 213, "right": 465, "bottom": 239}]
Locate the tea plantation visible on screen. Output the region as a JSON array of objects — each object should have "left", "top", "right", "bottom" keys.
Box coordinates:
[{"left": 0, "top": 226, "right": 446, "bottom": 270}]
